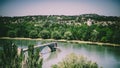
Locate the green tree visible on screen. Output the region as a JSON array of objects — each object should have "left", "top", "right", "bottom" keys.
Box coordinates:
[
  {"left": 91, "top": 29, "right": 99, "bottom": 41},
  {"left": 64, "top": 31, "right": 73, "bottom": 40},
  {"left": 27, "top": 45, "right": 43, "bottom": 68},
  {"left": 106, "top": 28, "right": 113, "bottom": 42},
  {"left": 51, "top": 31, "right": 62, "bottom": 39},
  {"left": 101, "top": 36, "right": 107, "bottom": 42},
  {"left": 112, "top": 30, "right": 120, "bottom": 43},
  {"left": 29, "top": 30, "right": 38, "bottom": 38},
  {"left": 39, "top": 30, "right": 50, "bottom": 39},
  {"left": 7, "top": 30, "right": 17, "bottom": 37},
  {"left": 16, "top": 22, "right": 29, "bottom": 37},
  {"left": 81, "top": 28, "right": 90, "bottom": 41},
  {"left": 1, "top": 40, "right": 23, "bottom": 68}
]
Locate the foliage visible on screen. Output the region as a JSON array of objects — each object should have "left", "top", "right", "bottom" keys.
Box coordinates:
[
  {"left": 39, "top": 30, "right": 51, "bottom": 39},
  {"left": 7, "top": 30, "right": 17, "bottom": 37},
  {"left": 51, "top": 31, "right": 62, "bottom": 39},
  {"left": 29, "top": 30, "right": 38, "bottom": 38},
  {"left": 0, "top": 15, "right": 120, "bottom": 44},
  {"left": 52, "top": 53, "right": 99, "bottom": 68},
  {"left": 91, "top": 29, "right": 99, "bottom": 41},
  {"left": 0, "top": 40, "right": 43, "bottom": 68},
  {"left": 64, "top": 31, "right": 73, "bottom": 40},
  {"left": 27, "top": 44, "right": 43, "bottom": 68},
  {"left": 0, "top": 40, "right": 23, "bottom": 68}
]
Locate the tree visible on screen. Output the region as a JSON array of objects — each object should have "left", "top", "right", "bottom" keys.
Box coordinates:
[
  {"left": 29, "top": 30, "right": 38, "bottom": 38},
  {"left": 7, "top": 30, "right": 17, "bottom": 37},
  {"left": 101, "top": 36, "right": 108, "bottom": 43},
  {"left": 106, "top": 28, "right": 113, "bottom": 42},
  {"left": 112, "top": 30, "right": 120, "bottom": 43},
  {"left": 80, "top": 25, "right": 90, "bottom": 41},
  {"left": 51, "top": 31, "right": 62, "bottom": 39},
  {"left": 27, "top": 45, "right": 43, "bottom": 68},
  {"left": 97, "top": 28, "right": 106, "bottom": 42},
  {"left": 1, "top": 40, "right": 23, "bottom": 68},
  {"left": 16, "top": 22, "right": 29, "bottom": 37},
  {"left": 64, "top": 31, "right": 73, "bottom": 40},
  {"left": 91, "top": 29, "right": 99, "bottom": 41},
  {"left": 39, "top": 30, "right": 50, "bottom": 39}
]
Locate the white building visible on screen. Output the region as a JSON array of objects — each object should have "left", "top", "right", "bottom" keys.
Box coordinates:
[{"left": 87, "top": 19, "right": 92, "bottom": 26}]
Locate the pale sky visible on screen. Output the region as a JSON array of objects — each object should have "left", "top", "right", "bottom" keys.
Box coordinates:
[{"left": 0, "top": 0, "right": 120, "bottom": 16}]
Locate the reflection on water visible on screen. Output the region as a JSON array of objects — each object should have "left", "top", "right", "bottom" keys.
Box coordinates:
[
  {"left": 0, "top": 39, "right": 120, "bottom": 68},
  {"left": 42, "top": 48, "right": 61, "bottom": 68},
  {"left": 45, "top": 48, "right": 61, "bottom": 61}
]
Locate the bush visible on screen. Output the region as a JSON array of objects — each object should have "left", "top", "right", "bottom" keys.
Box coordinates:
[
  {"left": 0, "top": 40, "right": 23, "bottom": 68},
  {"left": 0, "top": 40, "right": 43, "bottom": 68},
  {"left": 51, "top": 31, "right": 62, "bottom": 39},
  {"left": 7, "top": 30, "right": 17, "bottom": 37},
  {"left": 101, "top": 37, "right": 107, "bottom": 42},
  {"left": 39, "top": 30, "right": 50, "bottom": 39},
  {"left": 64, "top": 31, "right": 73, "bottom": 40},
  {"left": 27, "top": 45, "right": 43, "bottom": 68},
  {"left": 52, "top": 53, "right": 99, "bottom": 68},
  {"left": 29, "top": 30, "right": 38, "bottom": 38}
]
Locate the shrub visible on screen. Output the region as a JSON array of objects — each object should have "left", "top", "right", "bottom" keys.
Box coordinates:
[
  {"left": 101, "top": 37, "right": 107, "bottom": 42},
  {"left": 64, "top": 31, "right": 73, "bottom": 40},
  {"left": 29, "top": 30, "right": 38, "bottom": 38},
  {"left": 0, "top": 40, "right": 23, "bottom": 68},
  {"left": 52, "top": 53, "right": 99, "bottom": 68},
  {"left": 7, "top": 30, "right": 17, "bottom": 37},
  {"left": 51, "top": 31, "right": 62, "bottom": 39},
  {"left": 39, "top": 30, "right": 50, "bottom": 39},
  {"left": 27, "top": 45, "right": 43, "bottom": 68},
  {"left": 0, "top": 40, "right": 43, "bottom": 68}
]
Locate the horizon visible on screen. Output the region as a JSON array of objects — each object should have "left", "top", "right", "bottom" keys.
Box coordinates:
[
  {"left": 0, "top": 0, "right": 120, "bottom": 16},
  {"left": 1, "top": 13, "right": 120, "bottom": 17}
]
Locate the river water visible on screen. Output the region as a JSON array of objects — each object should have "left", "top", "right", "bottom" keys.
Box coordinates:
[{"left": 3, "top": 39, "right": 120, "bottom": 68}]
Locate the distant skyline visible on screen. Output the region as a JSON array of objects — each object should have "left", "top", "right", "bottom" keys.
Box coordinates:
[{"left": 0, "top": 0, "right": 120, "bottom": 16}]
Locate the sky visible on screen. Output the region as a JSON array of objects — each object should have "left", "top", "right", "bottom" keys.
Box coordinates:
[{"left": 0, "top": 0, "right": 120, "bottom": 16}]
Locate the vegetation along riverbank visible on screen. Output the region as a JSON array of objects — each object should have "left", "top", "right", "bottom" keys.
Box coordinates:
[
  {"left": 0, "top": 37, "right": 120, "bottom": 47},
  {"left": 0, "top": 14, "right": 120, "bottom": 46}
]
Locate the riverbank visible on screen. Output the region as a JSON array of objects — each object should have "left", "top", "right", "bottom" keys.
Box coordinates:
[{"left": 0, "top": 37, "right": 120, "bottom": 47}]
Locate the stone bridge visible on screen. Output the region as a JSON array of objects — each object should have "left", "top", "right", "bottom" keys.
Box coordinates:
[{"left": 22, "top": 42, "right": 57, "bottom": 53}]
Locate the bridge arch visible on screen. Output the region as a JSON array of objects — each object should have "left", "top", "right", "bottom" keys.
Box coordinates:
[
  {"left": 20, "top": 42, "right": 58, "bottom": 54},
  {"left": 39, "top": 42, "right": 57, "bottom": 52}
]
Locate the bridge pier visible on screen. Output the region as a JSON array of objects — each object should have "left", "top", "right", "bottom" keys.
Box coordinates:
[{"left": 47, "top": 42, "right": 57, "bottom": 52}]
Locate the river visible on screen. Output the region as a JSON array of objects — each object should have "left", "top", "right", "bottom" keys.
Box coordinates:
[{"left": 2, "top": 39, "right": 120, "bottom": 68}]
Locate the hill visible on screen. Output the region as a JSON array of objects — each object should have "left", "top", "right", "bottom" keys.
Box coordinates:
[{"left": 0, "top": 14, "right": 120, "bottom": 44}]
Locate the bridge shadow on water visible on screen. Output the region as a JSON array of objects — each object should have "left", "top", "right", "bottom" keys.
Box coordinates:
[{"left": 41, "top": 47, "right": 61, "bottom": 62}]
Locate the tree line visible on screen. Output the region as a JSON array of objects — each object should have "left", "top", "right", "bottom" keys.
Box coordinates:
[{"left": 0, "top": 14, "right": 120, "bottom": 44}]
